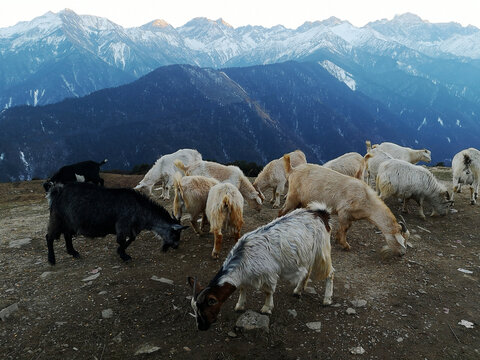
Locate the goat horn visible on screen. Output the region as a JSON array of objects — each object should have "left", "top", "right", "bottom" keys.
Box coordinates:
[{"left": 192, "top": 277, "right": 198, "bottom": 299}]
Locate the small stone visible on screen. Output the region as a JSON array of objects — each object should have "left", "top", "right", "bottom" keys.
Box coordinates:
[
  {"left": 0, "top": 303, "right": 19, "bottom": 321},
  {"left": 227, "top": 331, "right": 237, "bottom": 338},
  {"left": 418, "top": 289, "right": 427, "bottom": 294},
  {"left": 306, "top": 322, "right": 322, "bottom": 332},
  {"left": 304, "top": 287, "right": 317, "bottom": 294},
  {"left": 40, "top": 271, "right": 53, "bottom": 279},
  {"left": 350, "top": 346, "right": 365, "bottom": 355},
  {"left": 135, "top": 344, "right": 161, "bottom": 355},
  {"left": 98, "top": 291, "right": 107, "bottom": 295},
  {"left": 151, "top": 276, "right": 174, "bottom": 285},
  {"left": 235, "top": 310, "right": 269, "bottom": 332},
  {"left": 102, "top": 309, "right": 113, "bottom": 319},
  {"left": 287, "top": 309, "right": 297, "bottom": 318},
  {"left": 344, "top": 284, "right": 350, "bottom": 289},
  {"left": 113, "top": 334, "right": 122, "bottom": 343},
  {"left": 9, "top": 238, "right": 32, "bottom": 248},
  {"left": 346, "top": 308, "right": 356, "bottom": 315},
  {"left": 406, "top": 242, "right": 413, "bottom": 248},
  {"left": 397, "top": 337, "right": 404, "bottom": 342},
  {"left": 183, "top": 347, "right": 191, "bottom": 352},
  {"left": 413, "top": 234, "right": 421, "bottom": 240},
  {"left": 351, "top": 299, "right": 367, "bottom": 308},
  {"left": 55, "top": 321, "right": 66, "bottom": 326},
  {"left": 82, "top": 273, "right": 100, "bottom": 282}
]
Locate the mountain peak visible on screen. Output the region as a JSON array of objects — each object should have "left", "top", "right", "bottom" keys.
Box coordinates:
[
  {"left": 321, "top": 16, "right": 345, "bottom": 27},
  {"left": 392, "top": 13, "right": 424, "bottom": 24},
  {"left": 140, "top": 19, "right": 171, "bottom": 30},
  {"left": 216, "top": 18, "right": 233, "bottom": 28}
]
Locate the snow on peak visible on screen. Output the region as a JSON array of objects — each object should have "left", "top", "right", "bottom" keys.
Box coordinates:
[{"left": 319, "top": 60, "right": 356, "bottom": 91}]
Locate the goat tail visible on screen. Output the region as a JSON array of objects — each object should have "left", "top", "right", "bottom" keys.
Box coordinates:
[
  {"left": 463, "top": 153, "right": 472, "bottom": 166},
  {"left": 365, "top": 140, "right": 372, "bottom": 152},
  {"left": 283, "top": 154, "right": 293, "bottom": 175},
  {"left": 173, "top": 172, "right": 184, "bottom": 198},
  {"left": 355, "top": 158, "right": 367, "bottom": 180},
  {"left": 311, "top": 236, "right": 333, "bottom": 281},
  {"left": 99, "top": 159, "right": 108, "bottom": 166},
  {"left": 174, "top": 159, "right": 188, "bottom": 175}
]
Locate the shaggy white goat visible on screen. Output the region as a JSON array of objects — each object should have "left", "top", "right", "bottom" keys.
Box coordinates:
[
  {"left": 173, "top": 173, "right": 219, "bottom": 235},
  {"left": 451, "top": 148, "right": 480, "bottom": 204},
  {"left": 206, "top": 183, "right": 244, "bottom": 259},
  {"left": 188, "top": 202, "right": 333, "bottom": 330},
  {"left": 364, "top": 148, "right": 393, "bottom": 188},
  {"left": 134, "top": 149, "right": 202, "bottom": 199},
  {"left": 323, "top": 152, "right": 365, "bottom": 179},
  {"left": 279, "top": 155, "right": 409, "bottom": 257},
  {"left": 372, "top": 142, "right": 431, "bottom": 164},
  {"left": 376, "top": 159, "right": 452, "bottom": 219},
  {"left": 175, "top": 159, "right": 263, "bottom": 211},
  {"left": 253, "top": 150, "right": 307, "bottom": 208}
]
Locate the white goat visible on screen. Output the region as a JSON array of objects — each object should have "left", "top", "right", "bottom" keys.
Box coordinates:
[
  {"left": 175, "top": 159, "right": 263, "bottom": 211},
  {"left": 451, "top": 148, "right": 480, "bottom": 204},
  {"left": 323, "top": 152, "right": 366, "bottom": 179},
  {"left": 253, "top": 150, "right": 307, "bottom": 208},
  {"left": 188, "top": 202, "right": 333, "bottom": 330},
  {"left": 134, "top": 149, "right": 202, "bottom": 199},
  {"left": 364, "top": 148, "right": 393, "bottom": 188},
  {"left": 206, "top": 183, "right": 244, "bottom": 259},
  {"left": 376, "top": 159, "right": 452, "bottom": 219},
  {"left": 173, "top": 173, "right": 219, "bottom": 235},
  {"left": 279, "top": 154, "right": 409, "bottom": 256},
  {"left": 372, "top": 142, "right": 431, "bottom": 164}
]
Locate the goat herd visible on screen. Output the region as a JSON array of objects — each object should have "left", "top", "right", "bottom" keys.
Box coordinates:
[{"left": 41, "top": 143, "right": 480, "bottom": 331}]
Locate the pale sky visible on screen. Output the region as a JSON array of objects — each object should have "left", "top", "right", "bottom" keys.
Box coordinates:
[{"left": 2, "top": 0, "right": 480, "bottom": 29}]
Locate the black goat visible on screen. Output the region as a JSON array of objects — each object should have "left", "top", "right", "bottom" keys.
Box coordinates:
[
  {"left": 43, "top": 159, "right": 108, "bottom": 192},
  {"left": 45, "top": 182, "right": 188, "bottom": 265}
]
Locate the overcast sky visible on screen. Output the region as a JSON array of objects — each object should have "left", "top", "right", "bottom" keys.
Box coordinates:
[{"left": 2, "top": 0, "right": 480, "bottom": 29}]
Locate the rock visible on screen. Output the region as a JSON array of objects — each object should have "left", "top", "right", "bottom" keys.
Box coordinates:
[
  {"left": 40, "top": 271, "right": 53, "bottom": 279},
  {"left": 306, "top": 322, "right": 322, "bottom": 332},
  {"left": 458, "top": 320, "right": 474, "bottom": 328},
  {"left": 346, "top": 308, "right": 356, "bottom": 315},
  {"left": 227, "top": 331, "right": 237, "bottom": 338},
  {"left": 304, "top": 287, "right": 317, "bottom": 294},
  {"left": 151, "top": 276, "right": 174, "bottom": 285},
  {"left": 82, "top": 273, "right": 100, "bottom": 282},
  {"left": 98, "top": 291, "right": 107, "bottom": 295},
  {"left": 102, "top": 309, "right": 113, "bottom": 319},
  {"left": 235, "top": 310, "right": 269, "bottom": 332},
  {"left": 135, "top": 344, "right": 161, "bottom": 355},
  {"left": 351, "top": 299, "right": 367, "bottom": 308},
  {"left": 457, "top": 268, "right": 473, "bottom": 274},
  {"left": 9, "top": 238, "right": 32, "bottom": 248},
  {"left": 0, "top": 303, "right": 19, "bottom": 321},
  {"left": 183, "top": 347, "right": 191, "bottom": 352},
  {"left": 287, "top": 309, "right": 297, "bottom": 318},
  {"left": 350, "top": 346, "right": 365, "bottom": 355},
  {"left": 113, "top": 333, "right": 122, "bottom": 343},
  {"left": 397, "top": 337, "right": 403, "bottom": 342}
]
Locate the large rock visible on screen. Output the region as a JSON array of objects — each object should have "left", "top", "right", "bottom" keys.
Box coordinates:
[
  {"left": 235, "top": 310, "right": 269, "bottom": 333},
  {"left": 0, "top": 303, "right": 19, "bottom": 321}
]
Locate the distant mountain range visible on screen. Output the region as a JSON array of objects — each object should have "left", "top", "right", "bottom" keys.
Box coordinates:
[{"left": 1, "top": 10, "right": 480, "bottom": 180}]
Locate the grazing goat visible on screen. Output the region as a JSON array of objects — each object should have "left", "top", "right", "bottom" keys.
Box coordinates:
[
  {"left": 43, "top": 159, "right": 107, "bottom": 191},
  {"left": 364, "top": 148, "right": 393, "bottom": 188},
  {"left": 175, "top": 160, "right": 263, "bottom": 211},
  {"left": 279, "top": 155, "right": 409, "bottom": 256},
  {"left": 189, "top": 202, "right": 333, "bottom": 330},
  {"left": 372, "top": 142, "right": 431, "bottom": 164},
  {"left": 45, "top": 183, "right": 188, "bottom": 265},
  {"left": 376, "top": 159, "right": 452, "bottom": 219},
  {"left": 452, "top": 148, "right": 480, "bottom": 205},
  {"left": 253, "top": 150, "right": 307, "bottom": 208},
  {"left": 173, "top": 173, "right": 219, "bottom": 235},
  {"left": 206, "top": 183, "right": 244, "bottom": 259},
  {"left": 134, "top": 149, "right": 202, "bottom": 199},
  {"left": 323, "top": 152, "right": 365, "bottom": 179}
]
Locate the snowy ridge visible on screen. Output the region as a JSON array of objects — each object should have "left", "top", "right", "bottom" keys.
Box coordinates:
[{"left": 319, "top": 60, "right": 356, "bottom": 91}]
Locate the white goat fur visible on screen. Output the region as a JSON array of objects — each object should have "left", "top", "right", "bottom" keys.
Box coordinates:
[
  {"left": 173, "top": 173, "right": 219, "bottom": 235},
  {"left": 213, "top": 202, "right": 333, "bottom": 314},
  {"left": 372, "top": 142, "right": 431, "bottom": 164},
  {"left": 279, "top": 156, "right": 409, "bottom": 256},
  {"left": 364, "top": 148, "right": 393, "bottom": 188},
  {"left": 175, "top": 159, "right": 263, "bottom": 211},
  {"left": 376, "top": 159, "right": 451, "bottom": 219},
  {"left": 134, "top": 149, "right": 202, "bottom": 199},
  {"left": 323, "top": 152, "right": 366, "bottom": 179},
  {"left": 206, "top": 183, "right": 244, "bottom": 259},
  {"left": 451, "top": 148, "right": 480, "bottom": 204},
  {"left": 253, "top": 150, "right": 306, "bottom": 208}
]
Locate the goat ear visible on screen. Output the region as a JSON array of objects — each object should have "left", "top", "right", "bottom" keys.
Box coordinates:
[{"left": 187, "top": 276, "right": 203, "bottom": 294}]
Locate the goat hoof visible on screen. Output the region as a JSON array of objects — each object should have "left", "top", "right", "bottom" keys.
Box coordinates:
[
  {"left": 211, "top": 252, "right": 219, "bottom": 259},
  {"left": 292, "top": 292, "right": 301, "bottom": 298},
  {"left": 342, "top": 244, "right": 351, "bottom": 251},
  {"left": 260, "top": 306, "right": 272, "bottom": 315},
  {"left": 234, "top": 305, "right": 245, "bottom": 313},
  {"left": 120, "top": 254, "right": 132, "bottom": 262},
  {"left": 48, "top": 257, "right": 56, "bottom": 265},
  {"left": 323, "top": 298, "right": 333, "bottom": 306},
  {"left": 68, "top": 250, "right": 80, "bottom": 258},
  {"left": 471, "top": 200, "right": 476, "bottom": 205}
]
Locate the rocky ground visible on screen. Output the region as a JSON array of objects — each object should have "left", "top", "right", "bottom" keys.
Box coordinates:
[{"left": 0, "top": 169, "right": 479, "bottom": 359}]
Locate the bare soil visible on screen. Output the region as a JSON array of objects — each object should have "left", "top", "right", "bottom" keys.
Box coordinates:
[{"left": 0, "top": 170, "right": 479, "bottom": 359}]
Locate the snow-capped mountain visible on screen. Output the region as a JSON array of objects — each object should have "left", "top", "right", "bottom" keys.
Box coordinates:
[{"left": 2, "top": 9, "right": 480, "bottom": 109}]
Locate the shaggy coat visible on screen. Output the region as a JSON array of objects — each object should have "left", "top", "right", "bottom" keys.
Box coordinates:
[
  {"left": 364, "top": 148, "right": 393, "bottom": 188},
  {"left": 189, "top": 202, "right": 333, "bottom": 330},
  {"left": 452, "top": 148, "right": 480, "bottom": 204},
  {"left": 45, "top": 183, "right": 187, "bottom": 265},
  {"left": 376, "top": 159, "right": 452, "bottom": 219},
  {"left": 43, "top": 159, "right": 107, "bottom": 191},
  {"left": 173, "top": 173, "right": 219, "bottom": 235},
  {"left": 253, "top": 150, "right": 307, "bottom": 208},
  {"left": 279, "top": 155, "right": 409, "bottom": 256},
  {"left": 134, "top": 149, "right": 202, "bottom": 199},
  {"left": 175, "top": 159, "right": 263, "bottom": 211},
  {"left": 323, "top": 152, "right": 365, "bottom": 179},
  {"left": 206, "top": 183, "right": 244, "bottom": 258},
  {"left": 372, "top": 142, "right": 431, "bottom": 164}
]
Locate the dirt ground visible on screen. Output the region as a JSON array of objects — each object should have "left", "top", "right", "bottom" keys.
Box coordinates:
[{"left": 0, "top": 169, "right": 479, "bottom": 360}]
